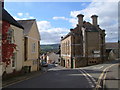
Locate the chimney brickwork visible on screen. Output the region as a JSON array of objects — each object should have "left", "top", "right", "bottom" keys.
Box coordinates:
[
  {"left": 91, "top": 15, "right": 98, "bottom": 26},
  {"left": 77, "top": 14, "right": 84, "bottom": 27}
]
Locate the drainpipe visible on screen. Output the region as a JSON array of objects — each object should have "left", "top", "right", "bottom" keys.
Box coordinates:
[{"left": 70, "top": 29, "right": 74, "bottom": 68}]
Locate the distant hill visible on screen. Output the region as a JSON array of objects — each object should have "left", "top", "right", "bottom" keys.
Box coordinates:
[{"left": 40, "top": 44, "right": 60, "bottom": 54}]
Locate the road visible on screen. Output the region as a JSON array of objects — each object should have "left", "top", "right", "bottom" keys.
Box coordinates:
[
  {"left": 3, "top": 59, "right": 120, "bottom": 89},
  {"left": 78, "top": 59, "right": 120, "bottom": 89},
  {"left": 5, "top": 64, "right": 92, "bottom": 88}
]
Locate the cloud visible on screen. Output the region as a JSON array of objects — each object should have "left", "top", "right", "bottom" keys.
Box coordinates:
[
  {"left": 14, "top": 16, "right": 27, "bottom": 20},
  {"left": 14, "top": 1, "right": 118, "bottom": 44},
  {"left": 69, "top": 1, "right": 118, "bottom": 42},
  {"left": 37, "top": 21, "right": 51, "bottom": 30},
  {"left": 17, "top": 13, "right": 23, "bottom": 17},
  {"left": 25, "top": 13, "right": 29, "bottom": 16},
  {"left": 14, "top": 12, "right": 35, "bottom": 20},
  {"left": 53, "top": 16, "right": 68, "bottom": 20},
  {"left": 14, "top": 13, "right": 69, "bottom": 44},
  {"left": 37, "top": 21, "right": 69, "bottom": 44},
  {"left": 69, "top": 18, "right": 78, "bottom": 27},
  {"left": 81, "top": 3, "right": 87, "bottom": 6}
]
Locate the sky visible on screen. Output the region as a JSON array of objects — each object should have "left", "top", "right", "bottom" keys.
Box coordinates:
[{"left": 4, "top": 0, "right": 119, "bottom": 44}]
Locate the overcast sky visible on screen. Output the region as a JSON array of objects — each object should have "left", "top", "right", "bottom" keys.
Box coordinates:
[{"left": 5, "top": 0, "right": 119, "bottom": 44}]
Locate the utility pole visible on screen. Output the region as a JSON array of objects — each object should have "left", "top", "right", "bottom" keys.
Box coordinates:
[{"left": 118, "top": 40, "right": 120, "bottom": 59}]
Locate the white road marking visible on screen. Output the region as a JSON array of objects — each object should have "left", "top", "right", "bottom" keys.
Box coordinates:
[
  {"left": 78, "top": 69, "right": 95, "bottom": 88},
  {"left": 80, "top": 69, "right": 97, "bottom": 84},
  {"left": 93, "top": 66, "right": 104, "bottom": 69}
]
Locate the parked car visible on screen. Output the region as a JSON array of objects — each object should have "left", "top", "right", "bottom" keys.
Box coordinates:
[
  {"left": 55, "top": 62, "right": 58, "bottom": 66},
  {"left": 41, "top": 61, "right": 48, "bottom": 67}
]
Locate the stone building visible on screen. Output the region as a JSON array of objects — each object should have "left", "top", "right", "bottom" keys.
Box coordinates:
[
  {"left": 105, "top": 42, "right": 119, "bottom": 60},
  {"left": 18, "top": 19, "right": 41, "bottom": 72},
  {"left": 60, "top": 14, "right": 106, "bottom": 68},
  {"left": 1, "top": 2, "right": 24, "bottom": 75},
  {"left": 46, "top": 52, "right": 59, "bottom": 64}
]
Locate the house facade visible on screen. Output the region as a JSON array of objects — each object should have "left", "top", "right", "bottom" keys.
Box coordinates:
[
  {"left": 105, "top": 42, "right": 119, "bottom": 60},
  {"left": 46, "top": 52, "right": 59, "bottom": 64},
  {"left": 1, "top": 6, "right": 24, "bottom": 75},
  {"left": 60, "top": 14, "right": 106, "bottom": 68},
  {"left": 18, "top": 19, "right": 40, "bottom": 72},
  {"left": 10, "top": 25, "right": 24, "bottom": 72}
]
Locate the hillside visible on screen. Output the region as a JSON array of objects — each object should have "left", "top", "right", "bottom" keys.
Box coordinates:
[{"left": 40, "top": 44, "right": 60, "bottom": 54}]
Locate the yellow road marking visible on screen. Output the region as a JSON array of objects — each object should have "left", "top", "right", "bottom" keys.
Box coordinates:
[{"left": 95, "top": 64, "right": 118, "bottom": 89}]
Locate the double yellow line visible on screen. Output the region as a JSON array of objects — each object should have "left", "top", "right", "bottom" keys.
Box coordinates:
[{"left": 95, "top": 64, "right": 117, "bottom": 89}]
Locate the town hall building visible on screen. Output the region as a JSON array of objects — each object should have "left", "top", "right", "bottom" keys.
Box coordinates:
[{"left": 60, "top": 14, "right": 106, "bottom": 68}]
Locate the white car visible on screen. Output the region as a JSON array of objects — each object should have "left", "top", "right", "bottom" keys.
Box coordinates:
[{"left": 55, "top": 62, "right": 58, "bottom": 66}]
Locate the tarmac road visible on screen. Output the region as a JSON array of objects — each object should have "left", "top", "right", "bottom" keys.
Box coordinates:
[
  {"left": 4, "top": 64, "right": 93, "bottom": 88},
  {"left": 3, "top": 59, "right": 120, "bottom": 89}
]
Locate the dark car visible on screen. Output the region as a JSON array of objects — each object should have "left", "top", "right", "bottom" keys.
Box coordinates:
[{"left": 41, "top": 61, "right": 48, "bottom": 67}]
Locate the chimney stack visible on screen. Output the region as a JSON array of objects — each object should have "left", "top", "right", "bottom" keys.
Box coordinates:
[
  {"left": 91, "top": 15, "right": 98, "bottom": 26},
  {"left": 70, "top": 28, "right": 73, "bottom": 32},
  {"left": 61, "top": 36, "right": 63, "bottom": 39},
  {"left": 77, "top": 14, "right": 84, "bottom": 27}
]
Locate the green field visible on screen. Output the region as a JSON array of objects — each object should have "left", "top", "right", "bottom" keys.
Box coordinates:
[{"left": 40, "top": 44, "right": 60, "bottom": 54}]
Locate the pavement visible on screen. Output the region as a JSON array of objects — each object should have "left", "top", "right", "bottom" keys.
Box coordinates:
[
  {"left": 78, "top": 59, "right": 120, "bottom": 90},
  {"left": 2, "top": 68, "right": 46, "bottom": 88},
  {"left": 103, "top": 63, "right": 120, "bottom": 89}
]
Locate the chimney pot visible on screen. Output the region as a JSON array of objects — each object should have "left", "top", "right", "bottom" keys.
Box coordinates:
[
  {"left": 61, "top": 36, "right": 63, "bottom": 39},
  {"left": 77, "top": 14, "right": 84, "bottom": 18},
  {"left": 76, "top": 24, "right": 79, "bottom": 27},
  {"left": 91, "top": 15, "right": 98, "bottom": 26},
  {"left": 91, "top": 15, "right": 98, "bottom": 18},
  {"left": 70, "top": 29, "right": 73, "bottom": 31},
  {"left": 77, "top": 14, "right": 84, "bottom": 27}
]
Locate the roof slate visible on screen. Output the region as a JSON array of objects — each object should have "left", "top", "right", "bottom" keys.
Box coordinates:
[
  {"left": 61, "top": 22, "right": 99, "bottom": 40},
  {"left": 1, "top": 8, "right": 24, "bottom": 29},
  {"left": 105, "top": 43, "right": 118, "bottom": 49},
  {"left": 83, "top": 22, "right": 98, "bottom": 32},
  {"left": 18, "top": 19, "right": 35, "bottom": 35}
]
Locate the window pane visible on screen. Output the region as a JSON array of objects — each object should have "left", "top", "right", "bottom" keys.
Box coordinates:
[{"left": 32, "top": 43, "right": 35, "bottom": 52}]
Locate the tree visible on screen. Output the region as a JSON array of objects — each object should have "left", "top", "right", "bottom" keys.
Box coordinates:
[{"left": 2, "top": 21, "right": 16, "bottom": 67}]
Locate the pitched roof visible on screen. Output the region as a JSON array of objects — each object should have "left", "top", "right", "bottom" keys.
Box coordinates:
[
  {"left": 83, "top": 21, "right": 99, "bottom": 32},
  {"left": 105, "top": 42, "right": 118, "bottom": 49},
  {"left": 61, "top": 26, "right": 80, "bottom": 41},
  {"left": 56, "top": 50, "right": 60, "bottom": 54},
  {"left": 18, "top": 19, "right": 35, "bottom": 35},
  {"left": 46, "top": 52, "right": 55, "bottom": 56},
  {"left": 61, "top": 21, "right": 100, "bottom": 41},
  {"left": 61, "top": 32, "right": 71, "bottom": 41},
  {"left": 1, "top": 8, "right": 24, "bottom": 29}
]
